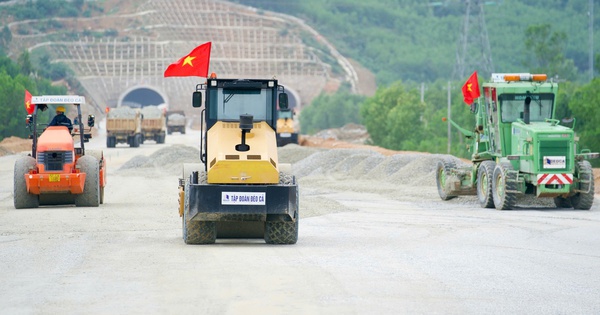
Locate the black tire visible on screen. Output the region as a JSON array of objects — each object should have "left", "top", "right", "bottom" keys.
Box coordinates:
[
  {"left": 492, "top": 163, "right": 517, "bottom": 210},
  {"left": 135, "top": 134, "right": 140, "bottom": 147},
  {"left": 107, "top": 136, "right": 116, "bottom": 148},
  {"left": 14, "top": 156, "right": 39, "bottom": 209},
  {"left": 131, "top": 134, "right": 140, "bottom": 147},
  {"left": 570, "top": 160, "right": 594, "bottom": 210},
  {"left": 553, "top": 196, "right": 572, "bottom": 208},
  {"left": 74, "top": 156, "right": 100, "bottom": 207},
  {"left": 477, "top": 160, "right": 496, "bottom": 208},
  {"left": 264, "top": 173, "right": 299, "bottom": 244},
  {"left": 182, "top": 175, "right": 216, "bottom": 244},
  {"left": 436, "top": 160, "right": 457, "bottom": 201}
]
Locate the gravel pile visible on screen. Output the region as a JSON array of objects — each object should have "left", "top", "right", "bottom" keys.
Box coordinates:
[
  {"left": 312, "top": 123, "right": 370, "bottom": 144},
  {"left": 288, "top": 145, "right": 462, "bottom": 186},
  {"left": 119, "top": 144, "right": 200, "bottom": 176},
  {"left": 116, "top": 142, "right": 557, "bottom": 209},
  {"left": 108, "top": 106, "right": 138, "bottom": 118},
  {"left": 277, "top": 144, "right": 321, "bottom": 164},
  {"left": 167, "top": 113, "right": 185, "bottom": 125},
  {"left": 141, "top": 106, "right": 164, "bottom": 119}
]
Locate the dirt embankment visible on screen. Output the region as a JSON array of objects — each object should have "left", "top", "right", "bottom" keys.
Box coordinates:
[{"left": 0, "top": 137, "right": 31, "bottom": 157}]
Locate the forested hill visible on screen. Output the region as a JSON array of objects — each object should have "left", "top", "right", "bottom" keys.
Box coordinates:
[{"left": 233, "top": 0, "right": 597, "bottom": 85}]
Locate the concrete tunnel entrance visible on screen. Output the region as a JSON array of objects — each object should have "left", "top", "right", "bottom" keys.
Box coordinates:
[
  {"left": 116, "top": 84, "right": 301, "bottom": 111},
  {"left": 118, "top": 85, "right": 168, "bottom": 108}
]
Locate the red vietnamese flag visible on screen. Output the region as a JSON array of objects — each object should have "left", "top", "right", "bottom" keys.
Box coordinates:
[
  {"left": 164, "top": 42, "right": 212, "bottom": 77},
  {"left": 461, "top": 71, "right": 481, "bottom": 105},
  {"left": 24, "top": 89, "right": 34, "bottom": 115}
]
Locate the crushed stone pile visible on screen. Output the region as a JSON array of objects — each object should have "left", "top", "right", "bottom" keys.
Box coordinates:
[
  {"left": 141, "top": 106, "right": 164, "bottom": 119},
  {"left": 119, "top": 144, "right": 200, "bottom": 176},
  {"left": 115, "top": 142, "right": 565, "bottom": 209},
  {"left": 277, "top": 144, "right": 321, "bottom": 164},
  {"left": 108, "top": 106, "right": 138, "bottom": 118},
  {"left": 287, "top": 145, "right": 462, "bottom": 187},
  {"left": 312, "top": 123, "right": 370, "bottom": 144},
  {"left": 167, "top": 113, "right": 185, "bottom": 125}
]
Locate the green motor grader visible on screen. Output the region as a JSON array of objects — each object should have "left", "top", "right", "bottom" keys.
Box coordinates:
[{"left": 437, "top": 73, "right": 598, "bottom": 210}]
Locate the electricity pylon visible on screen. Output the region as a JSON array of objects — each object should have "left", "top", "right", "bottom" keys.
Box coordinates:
[{"left": 453, "top": 0, "right": 494, "bottom": 80}]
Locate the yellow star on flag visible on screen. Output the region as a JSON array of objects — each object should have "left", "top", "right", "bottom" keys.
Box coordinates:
[
  {"left": 467, "top": 83, "right": 473, "bottom": 92},
  {"left": 26, "top": 101, "right": 31, "bottom": 110},
  {"left": 182, "top": 56, "right": 196, "bottom": 67}
]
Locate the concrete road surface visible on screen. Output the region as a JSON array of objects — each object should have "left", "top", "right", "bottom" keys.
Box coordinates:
[{"left": 1, "top": 129, "right": 600, "bottom": 314}]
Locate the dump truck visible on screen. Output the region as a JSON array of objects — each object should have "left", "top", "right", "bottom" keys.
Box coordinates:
[
  {"left": 178, "top": 76, "right": 299, "bottom": 244},
  {"left": 14, "top": 95, "right": 106, "bottom": 208},
  {"left": 166, "top": 110, "right": 186, "bottom": 134},
  {"left": 140, "top": 106, "right": 166, "bottom": 144},
  {"left": 276, "top": 108, "right": 299, "bottom": 146},
  {"left": 436, "top": 73, "right": 598, "bottom": 210},
  {"left": 106, "top": 106, "right": 142, "bottom": 148}
]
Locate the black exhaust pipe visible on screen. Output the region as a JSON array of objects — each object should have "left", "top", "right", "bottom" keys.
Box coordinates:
[{"left": 524, "top": 96, "right": 531, "bottom": 125}]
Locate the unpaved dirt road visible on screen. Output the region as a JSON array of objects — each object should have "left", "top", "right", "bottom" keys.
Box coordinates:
[{"left": 1, "top": 129, "right": 600, "bottom": 314}]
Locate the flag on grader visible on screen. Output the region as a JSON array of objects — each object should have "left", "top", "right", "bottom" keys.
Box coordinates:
[{"left": 461, "top": 71, "right": 480, "bottom": 105}]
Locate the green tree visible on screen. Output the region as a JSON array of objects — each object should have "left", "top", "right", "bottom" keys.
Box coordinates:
[
  {"left": 0, "top": 54, "right": 67, "bottom": 141},
  {"left": 360, "top": 81, "right": 423, "bottom": 150},
  {"left": 554, "top": 80, "right": 578, "bottom": 127},
  {"left": 300, "top": 91, "right": 365, "bottom": 134},
  {"left": 567, "top": 79, "right": 600, "bottom": 154},
  {"left": 17, "top": 51, "right": 33, "bottom": 76},
  {"left": 0, "top": 71, "right": 31, "bottom": 139},
  {"left": 523, "top": 24, "right": 577, "bottom": 81},
  {"left": 0, "top": 25, "right": 11, "bottom": 54}
]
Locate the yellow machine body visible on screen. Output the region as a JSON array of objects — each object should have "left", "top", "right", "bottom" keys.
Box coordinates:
[
  {"left": 276, "top": 117, "right": 295, "bottom": 134},
  {"left": 207, "top": 121, "right": 279, "bottom": 184}
]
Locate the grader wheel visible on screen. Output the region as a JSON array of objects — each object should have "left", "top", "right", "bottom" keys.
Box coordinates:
[
  {"left": 570, "top": 160, "right": 594, "bottom": 210},
  {"left": 477, "top": 160, "right": 496, "bottom": 208},
  {"left": 492, "top": 163, "right": 517, "bottom": 210},
  {"left": 436, "top": 160, "right": 457, "bottom": 201}
]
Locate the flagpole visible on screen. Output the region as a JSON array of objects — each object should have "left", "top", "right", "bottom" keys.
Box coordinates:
[{"left": 447, "top": 81, "right": 451, "bottom": 154}]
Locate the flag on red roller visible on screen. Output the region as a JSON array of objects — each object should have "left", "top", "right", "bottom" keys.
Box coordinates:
[{"left": 24, "top": 89, "right": 34, "bottom": 115}]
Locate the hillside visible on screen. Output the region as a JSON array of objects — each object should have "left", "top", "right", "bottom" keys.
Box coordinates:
[{"left": 232, "top": 0, "right": 598, "bottom": 84}]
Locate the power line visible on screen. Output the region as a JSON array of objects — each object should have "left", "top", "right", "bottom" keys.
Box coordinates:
[{"left": 453, "top": 0, "right": 494, "bottom": 80}]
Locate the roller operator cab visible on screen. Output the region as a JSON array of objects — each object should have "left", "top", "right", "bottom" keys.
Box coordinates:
[
  {"left": 179, "top": 76, "right": 299, "bottom": 244},
  {"left": 14, "top": 95, "right": 106, "bottom": 209},
  {"left": 437, "top": 73, "right": 598, "bottom": 210}
]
